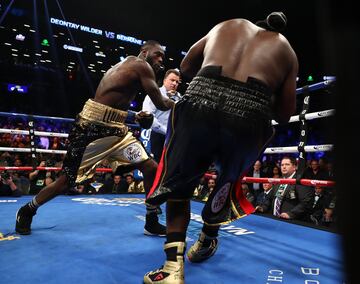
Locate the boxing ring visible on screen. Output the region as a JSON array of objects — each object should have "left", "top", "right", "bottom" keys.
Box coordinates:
[
  {"left": 0, "top": 194, "right": 343, "bottom": 283},
  {"left": 0, "top": 79, "right": 343, "bottom": 283}
]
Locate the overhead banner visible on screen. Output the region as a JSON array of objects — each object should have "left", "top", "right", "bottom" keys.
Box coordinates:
[{"left": 50, "top": 17, "right": 144, "bottom": 45}]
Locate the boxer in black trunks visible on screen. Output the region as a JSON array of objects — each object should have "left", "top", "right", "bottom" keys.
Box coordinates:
[
  {"left": 15, "top": 40, "right": 174, "bottom": 237},
  {"left": 144, "top": 12, "right": 298, "bottom": 284}
]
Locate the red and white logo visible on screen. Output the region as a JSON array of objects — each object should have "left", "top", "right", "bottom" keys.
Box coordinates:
[{"left": 211, "top": 183, "right": 230, "bottom": 213}]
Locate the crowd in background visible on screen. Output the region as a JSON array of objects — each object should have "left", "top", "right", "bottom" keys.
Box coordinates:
[
  {"left": 0, "top": 116, "right": 336, "bottom": 231},
  {"left": 193, "top": 157, "right": 336, "bottom": 230}
]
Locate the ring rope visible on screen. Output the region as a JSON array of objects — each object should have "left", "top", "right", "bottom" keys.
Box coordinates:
[
  {"left": 0, "top": 128, "right": 69, "bottom": 137},
  {"left": 1, "top": 80, "right": 335, "bottom": 187},
  {"left": 241, "top": 176, "right": 335, "bottom": 187},
  {"left": 0, "top": 166, "right": 110, "bottom": 172},
  {"left": 295, "top": 79, "right": 335, "bottom": 95},
  {"left": 0, "top": 111, "right": 75, "bottom": 122},
  {"left": 0, "top": 166, "right": 335, "bottom": 187},
  {"left": 263, "top": 144, "right": 333, "bottom": 154},
  {"left": 0, "top": 147, "right": 66, "bottom": 154},
  {"left": 0, "top": 111, "right": 139, "bottom": 129},
  {"left": 0, "top": 109, "right": 335, "bottom": 137},
  {"left": 0, "top": 79, "right": 336, "bottom": 137},
  {"left": 205, "top": 173, "right": 335, "bottom": 187},
  {"left": 0, "top": 144, "right": 333, "bottom": 155},
  {"left": 202, "top": 174, "right": 335, "bottom": 187},
  {"left": 271, "top": 109, "right": 335, "bottom": 125},
  {"left": 0, "top": 79, "right": 336, "bottom": 125}
]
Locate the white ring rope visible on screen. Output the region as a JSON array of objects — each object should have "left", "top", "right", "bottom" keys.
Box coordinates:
[
  {"left": 0, "top": 128, "right": 69, "bottom": 138},
  {"left": 0, "top": 109, "right": 335, "bottom": 138},
  {"left": 271, "top": 109, "right": 335, "bottom": 125},
  {"left": 0, "top": 81, "right": 335, "bottom": 156},
  {"left": 0, "top": 109, "right": 335, "bottom": 155},
  {"left": 0, "top": 144, "right": 333, "bottom": 155},
  {"left": 0, "top": 147, "right": 66, "bottom": 154},
  {"left": 263, "top": 144, "right": 333, "bottom": 154}
]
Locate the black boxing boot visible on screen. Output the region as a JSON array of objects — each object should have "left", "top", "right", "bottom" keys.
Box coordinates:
[
  {"left": 15, "top": 197, "right": 39, "bottom": 235},
  {"left": 144, "top": 205, "right": 166, "bottom": 237},
  {"left": 15, "top": 205, "right": 37, "bottom": 235}
]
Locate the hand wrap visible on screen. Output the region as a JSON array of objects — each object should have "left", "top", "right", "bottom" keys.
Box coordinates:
[{"left": 135, "top": 111, "right": 154, "bottom": 129}]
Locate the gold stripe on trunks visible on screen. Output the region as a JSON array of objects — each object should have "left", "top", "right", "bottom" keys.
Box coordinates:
[{"left": 79, "top": 99, "right": 128, "bottom": 127}]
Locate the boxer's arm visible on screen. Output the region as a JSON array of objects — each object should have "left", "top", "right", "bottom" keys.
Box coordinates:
[
  {"left": 273, "top": 51, "right": 298, "bottom": 124},
  {"left": 180, "top": 36, "right": 207, "bottom": 80},
  {"left": 142, "top": 96, "right": 165, "bottom": 132},
  {"left": 135, "top": 111, "right": 154, "bottom": 129},
  {"left": 126, "top": 110, "right": 153, "bottom": 130},
  {"left": 142, "top": 95, "right": 157, "bottom": 115},
  {"left": 138, "top": 63, "right": 174, "bottom": 111}
]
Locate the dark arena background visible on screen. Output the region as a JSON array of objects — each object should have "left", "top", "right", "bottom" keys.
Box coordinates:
[
  {"left": 0, "top": 0, "right": 336, "bottom": 158},
  {"left": 0, "top": 0, "right": 359, "bottom": 283},
  {"left": 0, "top": 0, "right": 328, "bottom": 117}
]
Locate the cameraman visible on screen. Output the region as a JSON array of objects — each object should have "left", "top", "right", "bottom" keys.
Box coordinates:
[
  {"left": 28, "top": 160, "right": 55, "bottom": 195},
  {"left": 0, "top": 172, "right": 22, "bottom": 197}
]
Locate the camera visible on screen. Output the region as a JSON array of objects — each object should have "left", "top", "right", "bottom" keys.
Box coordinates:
[
  {"left": 45, "top": 160, "right": 55, "bottom": 167},
  {"left": 1, "top": 171, "right": 11, "bottom": 180}
]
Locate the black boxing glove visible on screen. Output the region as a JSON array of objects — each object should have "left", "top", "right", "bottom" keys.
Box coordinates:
[{"left": 135, "top": 111, "right": 154, "bottom": 129}]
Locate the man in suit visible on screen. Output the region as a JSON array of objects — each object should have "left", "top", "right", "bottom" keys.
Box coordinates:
[
  {"left": 100, "top": 174, "right": 128, "bottom": 194},
  {"left": 265, "top": 156, "right": 314, "bottom": 220},
  {"left": 247, "top": 160, "right": 266, "bottom": 201},
  {"left": 254, "top": 180, "right": 275, "bottom": 213}
]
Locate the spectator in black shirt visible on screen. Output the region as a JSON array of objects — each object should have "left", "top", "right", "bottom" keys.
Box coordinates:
[
  {"left": 0, "top": 172, "right": 22, "bottom": 197},
  {"left": 100, "top": 174, "right": 128, "bottom": 194},
  {"left": 304, "top": 159, "right": 329, "bottom": 181}
]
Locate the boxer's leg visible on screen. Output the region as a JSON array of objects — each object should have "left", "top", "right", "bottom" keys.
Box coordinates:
[{"left": 138, "top": 158, "right": 167, "bottom": 237}]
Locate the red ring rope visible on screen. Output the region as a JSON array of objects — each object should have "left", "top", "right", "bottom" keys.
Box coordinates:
[{"left": 0, "top": 166, "right": 335, "bottom": 187}]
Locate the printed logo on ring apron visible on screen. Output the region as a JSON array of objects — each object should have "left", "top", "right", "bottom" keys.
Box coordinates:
[
  {"left": 0, "top": 232, "right": 20, "bottom": 242},
  {"left": 124, "top": 144, "right": 142, "bottom": 162},
  {"left": 211, "top": 183, "right": 230, "bottom": 213}
]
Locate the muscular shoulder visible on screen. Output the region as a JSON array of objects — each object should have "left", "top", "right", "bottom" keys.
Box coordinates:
[
  {"left": 282, "top": 36, "right": 298, "bottom": 67},
  {"left": 116, "top": 56, "right": 153, "bottom": 79},
  {"left": 277, "top": 34, "right": 293, "bottom": 50},
  {"left": 120, "top": 55, "right": 149, "bottom": 69},
  {"left": 213, "top": 18, "right": 252, "bottom": 29},
  {"left": 270, "top": 34, "right": 298, "bottom": 64},
  {"left": 129, "top": 56, "right": 153, "bottom": 77}
]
